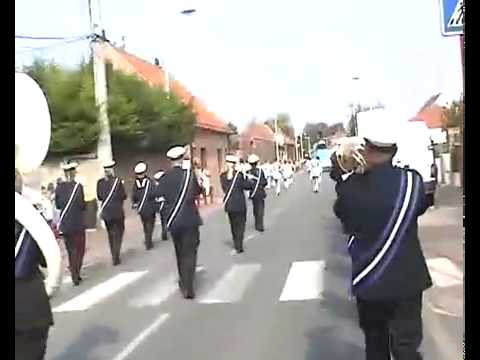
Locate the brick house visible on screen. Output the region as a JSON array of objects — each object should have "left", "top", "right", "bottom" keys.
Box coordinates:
[
  {"left": 239, "top": 123, "right": 296, "bottom": 162},
  {"left": 97, "top": 43, "right": 232, "bottom": 200}
]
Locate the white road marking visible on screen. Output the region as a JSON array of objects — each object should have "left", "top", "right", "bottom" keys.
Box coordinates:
[
  {"left": 129, "top": 266, "right": 205, "bottom": 308},
  {"left": 53, "top": 271, "right": 147, "bottom": 312},
  {"left": 244, "top": 233, "right": 256, "bottom": 244},
  {"left": 426, "top": 257, "right": 463, "bottom": 288},
  {"left": 112, "top": 313, "right": 170, "bottom": 360},
  {"left": 199, "top": 264, "right": 261, "bottom": 304},
  {"left": 279, "top": 261, "right": 325, "bottom": 302}
]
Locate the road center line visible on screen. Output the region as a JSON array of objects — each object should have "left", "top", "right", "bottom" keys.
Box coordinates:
[{"left": 112, "top": 313, "right": 170, "bottom": 360}]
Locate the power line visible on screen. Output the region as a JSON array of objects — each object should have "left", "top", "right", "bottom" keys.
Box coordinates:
[
  {"left": 15, "top": 34, "right": 88, "bottom": 41},
  {"left": 15, "top": 35, "right": 93, "bottom": 54}
]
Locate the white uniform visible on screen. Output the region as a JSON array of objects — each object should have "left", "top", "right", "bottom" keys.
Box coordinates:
[{"left": 310, "top": 159, "right": 323, "bottom": 193}]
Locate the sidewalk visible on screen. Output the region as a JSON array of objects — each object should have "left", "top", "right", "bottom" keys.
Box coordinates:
[
  {"left": 419, "top": 185, "right": 463, "bottom": 319},
  {"left": 58, "top": 200, "right": 222, "bottom": 276}
]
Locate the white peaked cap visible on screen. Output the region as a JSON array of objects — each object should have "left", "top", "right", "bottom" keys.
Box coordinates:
[
  {"left": 225, "top": 155, "right": 239, "bottom": 163},
  {"left": 103, "top": 160, "right": 116, "bottom": 168},
  {"left": 247, "top": 154, "right": 260, "bottom": 164},
  {"left": 134, "top": 162, "right": 147, "bottom": 174},
  {"left": 153, "top": 171, "right": 165, "bottom": 180},
  {"left": 362, "top": 110, "right": 400, "bottom": 148},
  {"left": 166, "top": 146, "right": 186, "bottom": 160},
  {"left": 61, "top": 162, "right": 79, "bottom": 171}
]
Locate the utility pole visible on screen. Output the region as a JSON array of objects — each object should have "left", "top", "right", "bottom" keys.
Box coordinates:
[
  {"left": 300, "top": 134, "right": 304, "bottom": 159},
  {"left": 89, "top": 0, "right": 113, "bottom": 163},
  {"left": 274, "top": 116, "right": 280, "bottom": 162}
]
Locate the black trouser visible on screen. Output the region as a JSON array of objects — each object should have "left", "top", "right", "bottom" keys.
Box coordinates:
[
  {"left": 104, "top": 218, "right": 125, "bottom": 264},
  {"left": 63, "top": 231, "right": 86, "bottom": 284},
  {"left": 140, "top": 214, "right": 156, "bottom": 249},
  {"left": 159, "top": 210, "right": 168, "bottom": 240},
  {"left": 171, "top": 227, "right": 200, "bottom": 296},
  {"left": 228, "top": 211, "right": 246, "bottom": 251},
  {"left": 15, "top": 327, "right": 49, "bottom": 360},
  {"left": 356, "top": 293, "right": 424, "bottom": 360},
  {"left": 252, "top": 199, "right": 265, "bottom": 231}
]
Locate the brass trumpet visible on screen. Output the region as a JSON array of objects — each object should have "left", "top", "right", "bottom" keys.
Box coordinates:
[{"left": 333, "top": 137, "right": 367, "bottom": 175}]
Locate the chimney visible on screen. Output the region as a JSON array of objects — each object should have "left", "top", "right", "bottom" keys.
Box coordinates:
[{"left": 154, "top": 58, "right": 160, "bottom": 66}]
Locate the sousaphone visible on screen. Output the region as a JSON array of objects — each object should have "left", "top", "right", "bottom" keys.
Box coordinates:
[{"left": 15, "top": 72, "right": 62, "bottom": 296}]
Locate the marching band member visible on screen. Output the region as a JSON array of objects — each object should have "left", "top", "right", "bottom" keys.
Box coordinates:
[
  {"left": 55, "top": 162, "right": 86, "bottom": 286},
  {"left": 132, "top": 161, "right": 157, "bottom": 250},
  {"left": 247, "top": 154, "right": 268, "bottom": 232},
  {"left": 220, "top": 155, "right": 252, "bottom": 254},
  {"left": 333, "top": 127, "right": 432, "bottom": 360},
  {"left": 310, "top": 156, "right": 323, "bottom": 193},
  {"left": 153, "top": 170, "right": 169, "bottom": 241},
  {"left": 97, "top": 160, "right": 127, "bottom": 265},
  {"left": 156, "top": 146, "right": 203, "bottom": 299}
]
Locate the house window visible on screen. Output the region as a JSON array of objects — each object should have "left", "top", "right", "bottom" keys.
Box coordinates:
[
  {"left": 217, "top": 148, "right": 223, "bottom": 172},
  {"left": 200, "top": 147, "right": 207, "bottom": 169}
]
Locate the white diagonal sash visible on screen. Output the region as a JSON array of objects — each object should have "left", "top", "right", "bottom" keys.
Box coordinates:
[
  {"left": 223, "top": 172, "right": 240, "bottom": 207},
  {"left": 99, "top": 178, "right": 119, "bottom": 216},
  {"left": 137, "top": 179, "right": 151, "bottom": 214},
  {"left": 250, "top": 169, "right": 263, "bottom": 199},
  {"left": 15, "top": 228, "right": 27, "bottom": 259},
  {"left": 57, "top": 183, "right": 80, "bottom": 231},
  {"left": 167, "top": 169, "right": 191, "bottom": 229}
]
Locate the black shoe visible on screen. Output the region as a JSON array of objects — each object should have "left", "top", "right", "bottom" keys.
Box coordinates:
[
  {"left": 236, "top": 249, "right": 244, "bottom": 254},
  {"left": 113, "top": 258, "right": 121, "bottom": 266},
  {"left": 146, "top": 243, "right": 153, "bottom": 250},
  {"left": 162, "top": 234, "right": 168, "bottom": 241},
  {"left": 183, "top": 290, "right": 195, "bottom": 299},
  {"left": 256, "top": 228, "right": 265, "bottom": 232}
]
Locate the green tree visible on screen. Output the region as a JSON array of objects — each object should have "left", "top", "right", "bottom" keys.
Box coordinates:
[
  {"left": 25, "top": 60, "right": 100, "bottom": 154},
  {"left": 107, "top": 71, "right": 196, "bottom": 152},
  {"left": 24, "top": 60, "right": 197, "bottom": 154},
  {"left": 264, "top": 113, "right": 295, "bottom": 139},
  {"left": 445, "top": 100, "right": 463, "bottom": 128}
]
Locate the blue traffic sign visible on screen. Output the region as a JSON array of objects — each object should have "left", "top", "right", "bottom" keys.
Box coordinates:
[{"left": 440, "top": 0, "right": 464, "bottom": 36}]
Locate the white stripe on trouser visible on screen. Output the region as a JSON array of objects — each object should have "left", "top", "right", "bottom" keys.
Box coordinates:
[{"left": 353, "top": 172, "right": 413, "bottom": 286}]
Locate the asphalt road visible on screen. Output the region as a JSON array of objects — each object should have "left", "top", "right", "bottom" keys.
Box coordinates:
[{"left": 45, "top": 173, "right": 460, "bottom": 360}]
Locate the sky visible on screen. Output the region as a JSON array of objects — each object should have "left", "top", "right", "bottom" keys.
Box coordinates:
[{"left": 15, "top": 0, "right": 463, "bottom": 133}]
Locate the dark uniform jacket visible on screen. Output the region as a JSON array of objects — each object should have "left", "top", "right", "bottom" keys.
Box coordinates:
[
  {"left": 334, "top": 163, "right": 432, "bottom": 300},
  {"left": 156, "top": 166, "right": 203, "bottom": 232},
  {"left": 97, "top": 176, "right": 127, "bottom": 222},
  {"left": 15, "top": 220, "right": 53, "bottom": 330},
  {"left": 220, "top": 171, "right": 252, "bottom": 213},
  {"left": 131, "top": 177, "right": 157, "bottom": 218},
  {"left": 247, "top": 167, "right": 267, "bottom": 201},
  {"left": 55, "top": 181, "right": 86, "bottom": 234}
]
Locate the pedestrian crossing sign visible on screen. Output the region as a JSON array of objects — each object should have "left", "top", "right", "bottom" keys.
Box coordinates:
[{"left": 440, "top": 0, "right": 464, "bottom": 36}]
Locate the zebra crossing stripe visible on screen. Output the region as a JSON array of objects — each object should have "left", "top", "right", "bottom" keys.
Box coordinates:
[
  {"left": 199, "top": 264, "right": 261, "bottom": 304},
  {"left": 129, "top": 266, "right": 205, "bottom": 308},
  {"left": 54, "top": 271, "right": 147, "bottom": 312},
  {"left": 279, "top": 261, "right": 325, "bottom": 302}
]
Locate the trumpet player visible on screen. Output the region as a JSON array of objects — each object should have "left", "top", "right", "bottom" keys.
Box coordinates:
[
  {"left": 333, "top": 128, "right": 432, "bottom": 360},
  {"left": 220, "top": 155, "right": 252, "bottom": 254},
  {"left": 247, "top": 154, "right": 268, "bottom": 232}
]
